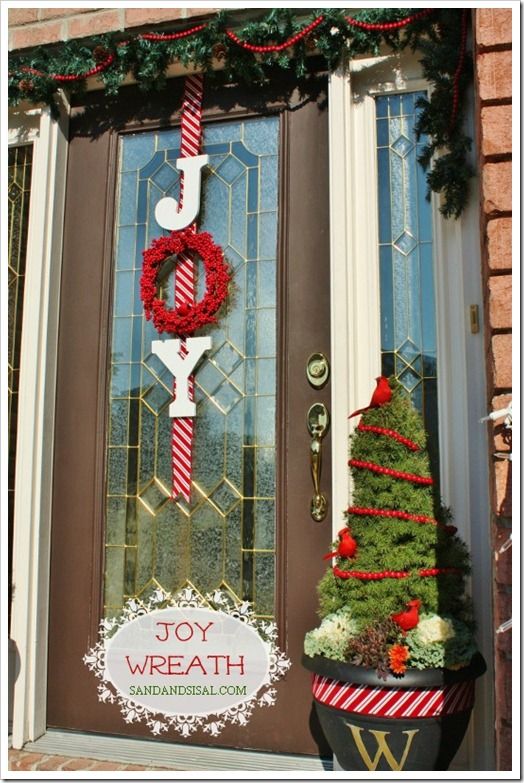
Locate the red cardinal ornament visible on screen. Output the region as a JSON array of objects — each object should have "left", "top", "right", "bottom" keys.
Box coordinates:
[
  {"left": 391, "top": 599, "right": 422, "bottom": 634},
  {"left": 348, "top": 376, "right": 392, "bottom": 419},
  {"left": 323, "top": 527, "right": 358, "bottom": 560}
]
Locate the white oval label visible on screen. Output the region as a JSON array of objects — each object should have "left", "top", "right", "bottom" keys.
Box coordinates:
[{"left": 105, "top": 607, "right": 270, "bottom": 716}]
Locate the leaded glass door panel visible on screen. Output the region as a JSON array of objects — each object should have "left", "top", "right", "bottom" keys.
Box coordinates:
[
  {"left": 48, "top": 80, "right": 331, "bottom": 756},
  {"left": 106, "top": 118, "right": 280, "bottom": 619}
]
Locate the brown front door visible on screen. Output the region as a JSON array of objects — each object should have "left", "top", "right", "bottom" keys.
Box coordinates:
[{"left": 47, "top": 76, "right": 331, "bottom": 756}]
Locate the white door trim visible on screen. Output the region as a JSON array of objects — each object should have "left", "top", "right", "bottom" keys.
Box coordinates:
[
  {"left": 328, "top": 68, "right": 382, "bottom": 523},
  {"left": 8, "top": 98, "right": 69, "bottom": 748}
]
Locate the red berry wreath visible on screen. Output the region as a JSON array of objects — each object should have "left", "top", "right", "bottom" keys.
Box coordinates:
[{"left": 140, "top": 228, "right": 230, "bottom": 337}]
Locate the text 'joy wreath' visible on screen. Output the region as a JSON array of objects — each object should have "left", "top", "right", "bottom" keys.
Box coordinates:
[{"left": 140, "top": 227, "right": 230, "bottom": 337}]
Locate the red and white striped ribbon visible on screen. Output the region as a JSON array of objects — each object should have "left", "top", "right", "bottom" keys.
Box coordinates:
[
  {"left": 312, "top": 674, "right": 475, "bottom": 718},
  {"left": 172, "top": 73, "right": 204, "bottom": 502}
]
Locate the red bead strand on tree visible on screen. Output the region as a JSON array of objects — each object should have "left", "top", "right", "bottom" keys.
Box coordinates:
[
  {"left": 333, "top": 565, "right": 462, "bottom": 581},
  {"left": 349, "top": 459, "right": 434, "bottom": 486},
  {"left": 347, "top": 506, "right": 454, "bottom": 531},
  {"left": 333, "top": 566, "right": 410, "bottom": 581},
  {"left": 419, "top": 567, "right": 462, "bottom": 577},
  {"left": 357, "top": 422, "right": 421, "bottom": 451}
]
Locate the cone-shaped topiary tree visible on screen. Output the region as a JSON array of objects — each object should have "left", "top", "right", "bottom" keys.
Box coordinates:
[{"left": 305, "top": 377, "right": 478, "bottom": 678}]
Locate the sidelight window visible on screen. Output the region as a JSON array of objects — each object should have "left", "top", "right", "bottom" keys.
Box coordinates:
[
  {"left": 7, "top": 144, "right": 33, "bottom": 600},
  {"left": 375, "top": 91, "right": 439, "bottom": 477}
]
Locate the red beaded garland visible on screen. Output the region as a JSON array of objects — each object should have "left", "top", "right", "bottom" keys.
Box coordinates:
[
  {"left": 419, "top": 567, "right": 462, "bottom": 577},
  {"left": 334, "top": 565, "right": 462, "bottom": 581},
  {"left": 349, "top": 459, "right": 434, "bottom": 485},
  {"left": 225, "top": 16, "right": 324, "bottom": 53},
  {"left": 345, "top": 8, "right": 434, "bottom": 31},
  {"left": 13, "top": 11, "right": 440, "bottom": 87},
  {"left": 333, "top": 565, "right": 410, "bottom": 580},
  {"left": 347, "top": 506, "right": 447, "bottom": 529},
  {"left": 357, "top": 422, "right": 420, "bottom": 451},
  {"left": 139, "top": 23, "right": 206, "bottom": 41},
  {"left": 449, "top": 9, "right": 469, "bottom": 133},
  {"left": 52, "top": 53, "right": 115, "bottom": 82}
]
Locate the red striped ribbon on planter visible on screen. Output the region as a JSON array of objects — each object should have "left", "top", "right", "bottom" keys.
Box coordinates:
[
  {"left": 312, "top": 673, "right": 474, "bottom": 718},
  {"left": 172, "top": 73, "right": 204, "bottom": 502}
]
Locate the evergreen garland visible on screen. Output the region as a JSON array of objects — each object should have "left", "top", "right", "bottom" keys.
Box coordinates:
[{"left": 8, "top": 8, "right": 473, "bottom": 217}]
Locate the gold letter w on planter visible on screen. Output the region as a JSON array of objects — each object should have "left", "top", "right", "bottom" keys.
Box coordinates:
[{"left": 346, "top": 723, "right": 419, "bottom": 771}]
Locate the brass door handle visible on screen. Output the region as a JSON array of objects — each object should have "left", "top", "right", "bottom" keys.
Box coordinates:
[{"left": 307, "top": 403, "right": 330, "bottom": 522}]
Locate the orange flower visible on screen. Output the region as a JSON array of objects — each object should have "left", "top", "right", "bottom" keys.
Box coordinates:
[{"left": 388, "top": 644, "right": 410, "bottom": 675}]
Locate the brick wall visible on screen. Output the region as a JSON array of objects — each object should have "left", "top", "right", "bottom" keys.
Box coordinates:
[
  {"left": 8, "top": 7, "right": 216, "bottom": 49},
  {"left": 474, "top": 8, "right": 512, "bottom": 772}
]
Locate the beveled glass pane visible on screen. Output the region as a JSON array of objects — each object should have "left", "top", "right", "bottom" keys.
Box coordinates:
[
  {"left": 254, "top": 553, "right": 275, "bottom": 616},
  {"left": 104, "top": 547, "right": 125, "bottom": 606},
  {"left": 256, "top": 396, "right": 276, "bottom": 447},
  {"left": 254, "top": 500, "right": 275, "bottom": 549},
  {"left": 121, "top": 133, "right": 156, "bottom": 172},
  {"left": 119, "top": 172, "right": 138, "bottom": 226},
  {"left": 255, "top": 448, "right": 275, "bottom": 497},
  {"left": 260, "top": 156, "right": 278, "bottom": 211},
  {"left": 105, "top": 117, "right": 279, "bottom": 617},
  {"left": 157, "top": 129, "right": 181, "bottom": 150},
  {"left": 376, "top": 91, "right": 439, "bottom": 474},
  {"left": 243, "top": 117, "right": 279, "bottom": 155},
  {"left": 259, "top": 212, "right": 277, "bottom": 259},
  {"left": 116, "top": 226, "right": 136, "bottom": 270},
  {"left": 257, "top": 260, "right": 276, "bottom": 309},
  {"left": 106, "top": 497, "right": 127, "bottom": 545},
  {"left": 110, "top": 400, "right": 129, "bottom": 445},
  {"left": 256, "top": 309, "right": 276, "bottom": 358}
]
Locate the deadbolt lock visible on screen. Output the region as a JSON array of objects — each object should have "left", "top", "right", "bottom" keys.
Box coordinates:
[{"left": 306, "top": 353, "right": 330, "bottom": 389}]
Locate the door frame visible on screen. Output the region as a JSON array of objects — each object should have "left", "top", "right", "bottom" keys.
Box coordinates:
[{"left": 7, "top": 96, "right": 69, "bottom": 748}]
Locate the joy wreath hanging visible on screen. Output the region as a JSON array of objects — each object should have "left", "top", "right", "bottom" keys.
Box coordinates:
[
  {"left": 140, "top": 227, "right": 230, "bottom": 337},
  {"left": 8, "top": 7, "right": 473, "bottom": 218}
]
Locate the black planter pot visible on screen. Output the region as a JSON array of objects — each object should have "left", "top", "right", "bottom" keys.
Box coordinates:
[{"left": 302, "top": 652, "right": 486, "bottom": 771}]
